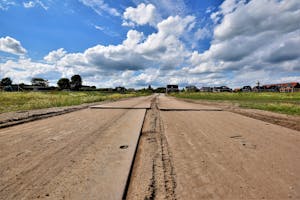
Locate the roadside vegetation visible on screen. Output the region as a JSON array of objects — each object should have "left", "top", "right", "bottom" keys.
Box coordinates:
[
  {"left": 171, "top": 92, "right": 300, "bottom": 116},
  {"left": 0, "top": 91, "right": 151, "bottom": 113}
]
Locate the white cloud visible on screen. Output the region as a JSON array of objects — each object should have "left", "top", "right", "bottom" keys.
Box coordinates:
[
  {"left": 23, "top": 0, "right": 48, "bottom": 10},
  {"left": 0, "top": 36, "right": 27, "bottom": 55},
  {"left": 44, "top": 48, "right": 67, "bottom": 63},
  {"left": 92, "top": 24, "right": 120, "bottom": 37},
  {"left": 132, "top": 0, "right": 188, "bottom": 17},
  {"left": 1, "top": 1, "right": 299, "bottom": 88},
  {"left": 0, "top": 57, "right": 58, "bottom": 84},
  {"left": 10, "top": 15, "right": 193, "bottom": 87},
  {"left": 79, "top": 0, "right": 120, "bottom": 16},
  {"left": 0, "top": 0, "right": 16, "bottom": 10},
  {"left": 188, "top": 0, "right": 300, "bottom": 83},
  {"left": 156, "top": 15, "right": 195, "bottom": 36},
  {"left": 23, "top": 1, "right": 34, "bottom": 8},
  {"left": 54, "top": 15, "right": 195, "bottom": 75},
  {"left": 194, "top": 27, "right": 210, "bottom": 40},
  {"left": 123, "top": 30, "right": 144, "bottom": 48},
  {"left": 123, "top": 3, "right": 160, "bottom": 27},
  {"left": 94, "top": 25, "right": 104, "bottom": 31}
]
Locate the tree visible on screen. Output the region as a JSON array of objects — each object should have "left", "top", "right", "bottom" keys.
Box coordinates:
[
  {"left": 31, "top": 78, "right": 48, "bottom": 87},
  {"left": 70, "top": 74, "right": 82, "bottom": 90},
  {"left": 57, "top": 78, "right": 70, "bottom": 90},
  {"left": 0, "top": 77, "right": 12, "bottom": 86}
]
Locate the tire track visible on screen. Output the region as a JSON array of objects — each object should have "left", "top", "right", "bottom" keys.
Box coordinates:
[{"left": 126, "top": 95, "right": 177, "bottom": 200}]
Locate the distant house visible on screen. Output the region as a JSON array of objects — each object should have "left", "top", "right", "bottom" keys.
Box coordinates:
[
  {"left": 166, "top": 85, "right": 179, "bottom": 93},
  {"left": 200, "top": 87, "right": 213, "bottom": 92},
  {"left": 264, "top": 85, "right": 280, "bottom": 92},
  {"left": 213, "top": 86, "right": 232, "bottom": 92},
  {"left": 241, "top": 86, "right": 252, "bottom": 92},
  {"left": 185, "top": 85, "right": 199, "bottom": 92},
  {"left": 252, "top": 86, "right": 265, "bottom": 92},
  {"left": 261, "top": 82, "right": 300, "bottom": 92},
  {"left": 278, "top": 82, "right": 300, "bottom": 92}
]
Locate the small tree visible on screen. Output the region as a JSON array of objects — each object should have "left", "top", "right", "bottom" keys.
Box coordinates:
[
  {"left": 70, "top": 74, "right": 82, "bottom": 91},
  {"left": 31, "top": 78, "right": 48, "bottom": 87},
  {"left": 0, "top": 77, "right": 12, "bottom": 86},
  {"left": 57, "top": 78, "right": 70, "bottom": 90}
]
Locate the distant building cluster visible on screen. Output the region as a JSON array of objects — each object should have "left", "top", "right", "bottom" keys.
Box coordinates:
[
  {"left": 166, "top": 82, "right": 300, "bottom": 93},
  {"left": 1, "top": 75, "right": 299, "bottom": 94}
]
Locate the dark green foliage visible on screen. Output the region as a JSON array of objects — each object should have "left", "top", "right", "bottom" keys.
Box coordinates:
[
  {"left": 57, "top": 78, "right": 70, "bottom": 90},
  {"left": 31, "top": 78, "right": 48, "bottom": 87},
  {"left": 70, "top": 75, "right": 82, "bottom": 90},
  {"left": 0, "top": 77, "right": 12, "bottom": 86}
]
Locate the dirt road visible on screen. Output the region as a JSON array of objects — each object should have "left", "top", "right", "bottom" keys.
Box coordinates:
[
  {"left": 0, "top": 96, "right": 152, "bottom": 200},
  {"left": 1, "top": 94, "right": 299, "bottom": 200},
  {"left": 128, "top": 94, "right": 300, "bottom": 200}
]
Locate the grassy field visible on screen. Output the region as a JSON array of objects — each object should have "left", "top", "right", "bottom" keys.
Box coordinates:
[
  {"left": 171, "top": 92, "right": 300, "bottom": 116},
  {"left": 0, "top": 91, "right": 151, "bottom": 113}
]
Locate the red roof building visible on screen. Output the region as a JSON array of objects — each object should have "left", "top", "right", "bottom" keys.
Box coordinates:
[{"left": 262, "top": 82, "right": 300, "bottom": 92}]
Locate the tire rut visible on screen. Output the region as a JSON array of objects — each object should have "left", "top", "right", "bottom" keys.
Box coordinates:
[{"left": 126, "top": 95, "right": 177, "bottom": 200}]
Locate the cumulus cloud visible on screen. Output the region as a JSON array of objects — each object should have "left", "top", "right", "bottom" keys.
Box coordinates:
[
  {"left": 44, "top": 48, "right": 67, "bottom": 63},
  {"left": 0, "top": 36, "right": 27, "bottom": 55},
  {"left": 194, "top": 27, "right": 211, "bottom": 40},
  {"left": 79, "top": 0, "right": 120, "bottom": 16},
  {"left": 123, "top": 3, "right": 160, "bottom": 27},
  {"left": 54, "top": 15, "right": 195, "bottom": 74},
  {"left": 0, "top": 57, "right": 58, "bottom": 84},
  {"left": 2, "top": 0, "right": 299, "bottom": 88},
  {"left": 23, "top": 1, "right": 34, "bottom": 8},
  {"left": 188, "top": 0, "right": 300, "bottom": 82},
  {"left": 132, "top": 0, "right": 188, "bottom": 17},
  {"left": 8, "top": 15, "right": 193, "bottom": 87}
]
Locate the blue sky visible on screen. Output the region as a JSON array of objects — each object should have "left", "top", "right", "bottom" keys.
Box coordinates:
[{"left": 0, "top": 0, "right": 299, "bottom": 88}]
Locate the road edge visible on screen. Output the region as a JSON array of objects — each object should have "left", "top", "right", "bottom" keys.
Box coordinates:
[{"left": 122, "top": 108, "right": 148, "bottom": 200}]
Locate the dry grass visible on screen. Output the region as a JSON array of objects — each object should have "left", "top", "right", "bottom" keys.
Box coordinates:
[
  {"left": 171, "top": 92, "right": 300, "bottom": 115},
  {"left": 0, "top": 91, "right": 150, "bottom": 113}
]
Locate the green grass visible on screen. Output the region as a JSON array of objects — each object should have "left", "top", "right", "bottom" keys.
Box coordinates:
[
  {"left": 0, "top": 91, "right": 151, "bottom": 113},
  {"left": 171, "top": 92, "right": 300, "bottom": 115}
]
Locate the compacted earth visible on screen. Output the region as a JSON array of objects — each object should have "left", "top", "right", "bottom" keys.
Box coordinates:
[{"left": 0, "top": 94, "right": 299, "bottom": 200}]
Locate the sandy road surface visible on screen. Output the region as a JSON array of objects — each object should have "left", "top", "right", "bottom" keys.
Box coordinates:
[
  {"left": 160, "top": 95, "right": 300, "bottom": 199},
  {"left": 1, "top": 94, "right": 299, "bottom": 200},
  {"left": 0, "top": 96, "right": 152, "bottom": 200},
  {"left": 128, "top": 94, "right": 300, "bottom": 200}
]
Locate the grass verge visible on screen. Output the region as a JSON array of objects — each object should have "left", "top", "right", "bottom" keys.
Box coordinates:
[
  {"left": 170, "top": 92, "right": 300, "bottom": 116},
  {"left": 0, "top": 91, "right": 151, "bottom": 113}
]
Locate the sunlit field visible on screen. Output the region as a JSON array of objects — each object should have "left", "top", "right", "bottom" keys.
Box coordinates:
[
  {"left": 171, "top": 92, "right": 300, "bottom": 116},
  {"left": 0, "top": 91, "right": 150, "bottom": 113}
]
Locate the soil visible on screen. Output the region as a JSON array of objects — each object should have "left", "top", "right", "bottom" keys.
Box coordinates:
[
  {"left": 0, "top": 102, "right": 103, "bottom": 129},
  {"left": 126, "top": 96, "right": 176, "bottom": 200},
  {"left": 127, "top": 95, "right": 300, "bottom": 199},
  {"left": 0, "top": 96, "right": 151, "bottom": 200},
  {"left": 1, "top": 94, "right": 299, "bottom": 199},
  {"left": 178, "top": 98, "right": 300, "bottom": 132}
]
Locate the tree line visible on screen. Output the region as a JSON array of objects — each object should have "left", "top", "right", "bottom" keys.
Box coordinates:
[{"left": 0, "top": 75, "right": 83, "bottom": 91}]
